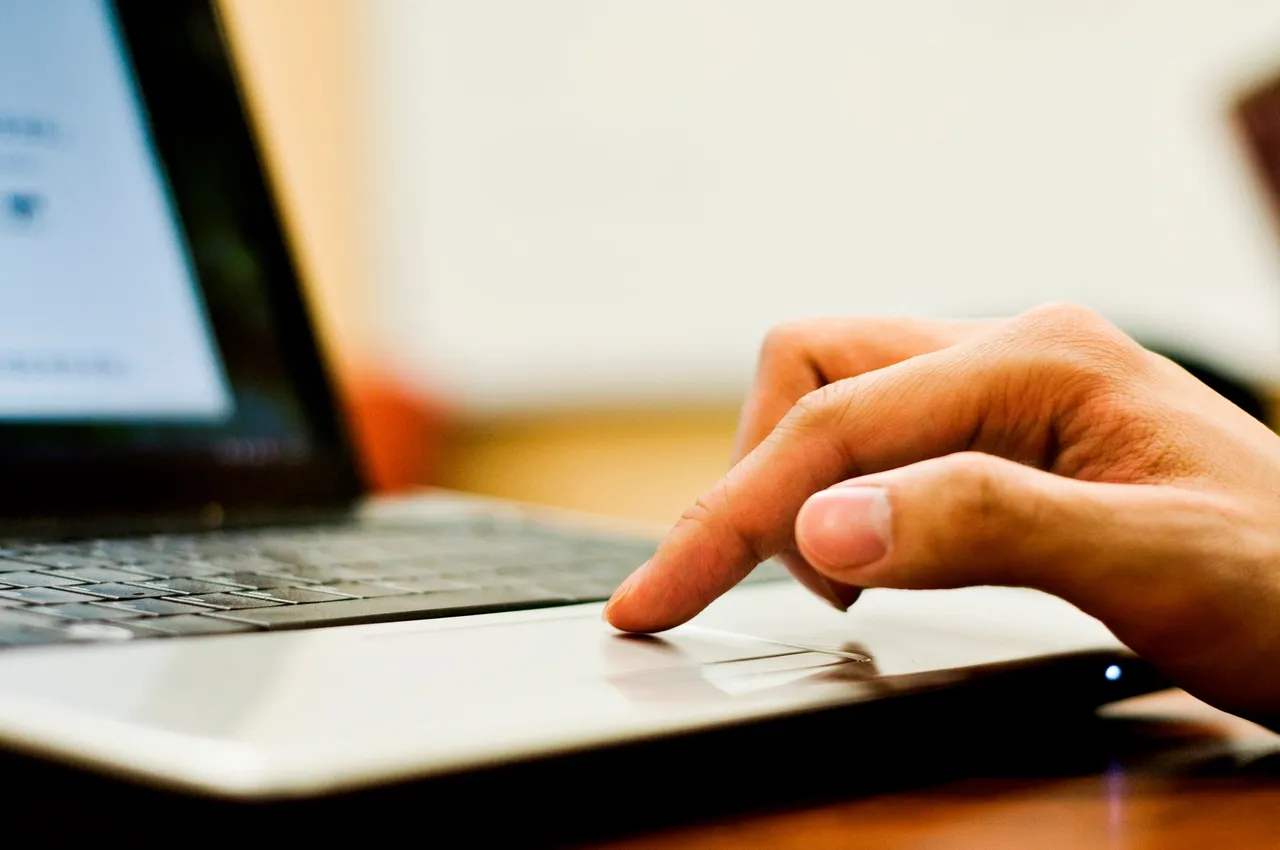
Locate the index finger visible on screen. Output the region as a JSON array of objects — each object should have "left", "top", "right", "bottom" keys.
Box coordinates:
[
  {"left": 730, "top": 318, "right": 995, "bottom": 612},
  {"left": 603, "top": 344, "right": 993, "bottom": 633},
  {"left": 732, "top": 317, "right": 993, "bottom": 463}
]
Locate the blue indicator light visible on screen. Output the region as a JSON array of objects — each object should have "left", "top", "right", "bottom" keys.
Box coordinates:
[{"left": 1104, "top": 664, "right": 1122, "bottom": 682}]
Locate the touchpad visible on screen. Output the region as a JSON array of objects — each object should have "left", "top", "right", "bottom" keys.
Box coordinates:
[{"left": 599, "top": 626, "right": 876, "bottom": 704}]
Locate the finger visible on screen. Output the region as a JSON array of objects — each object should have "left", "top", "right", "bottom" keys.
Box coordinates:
[
  {"left": 605, "top": 303, "right": 1144, "bottom": 632},
  {"left": 792, "top": 451, "right": 1274, "bottom": 709},
  {"left": 605, "top": 343, "right": 996, "bottom": 632},
  {"left": 730, "top": 318, "right": 993, "bottom": 612},
  {"left": 777, "top": 549, "right": 862, "bottom": 612},
  {"left": 803, "top": 453, "right": 1280, "bottom": 717},
  {"left": 794, "top": 452, "right": 1217, "bottom": 626},
  {"left": 731, "top": 317, "right": 994, "bottom": 462}
]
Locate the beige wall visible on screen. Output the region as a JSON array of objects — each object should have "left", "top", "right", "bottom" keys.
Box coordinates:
[
  {"left": 198, "top": 4, "right": 1280, "bottom": 529},
  {"left": 366, "top": 0, "right": 1280, "bottom": 414},
  {"left": 207, "top": 2, "right": 731, "bottom": 524}
]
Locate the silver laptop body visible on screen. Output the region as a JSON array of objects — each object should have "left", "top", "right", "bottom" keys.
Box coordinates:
[{"left": 0, "top": 0, "right": 1162, "bottom": 799}]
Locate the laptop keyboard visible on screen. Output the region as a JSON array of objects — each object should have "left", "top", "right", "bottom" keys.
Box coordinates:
[{"left": 0, "top": 516, "right": 787, "bottom": 648}]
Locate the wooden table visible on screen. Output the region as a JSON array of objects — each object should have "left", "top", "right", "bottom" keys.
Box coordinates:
[{"left": 597, "top": 691, "right": 1280, "bottom": 849}]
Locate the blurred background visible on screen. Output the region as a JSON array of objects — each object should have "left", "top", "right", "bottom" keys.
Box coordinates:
[{"left": 218, "top": 0, "right": 1280, "bottom": 526}]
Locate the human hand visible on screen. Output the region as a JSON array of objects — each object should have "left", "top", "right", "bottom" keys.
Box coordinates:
[{"left": 603, "top": 304, "right": 1280, "bottom": 718}]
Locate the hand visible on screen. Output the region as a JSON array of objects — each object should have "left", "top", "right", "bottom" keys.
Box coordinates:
[{"left": 603, "top": 303, "right": 1280, "bottom": 719}]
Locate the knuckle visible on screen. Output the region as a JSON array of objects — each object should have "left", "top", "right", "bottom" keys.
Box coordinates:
[
  {"left": 677, "top": 486, "right": 767, "bottom": 567},
  {"left": 1009, "top": 302, "right": 1144, "bottom": 392},
  {"left": 950, "top": 452, "right": 1005, "bottom": 510},
  {"left": 1018, "top": 301, "right": 1110, "bottom": 334},
  {"left": 936, "top": 453, "right": 1013, "bottom": 561},
  {"left": 769, "top": 380, "right": 859, "bottom": 469},
  {"left": 758, "top": 321, "right": 814, "bottom": 366},
  {"left": 785, "top": 381, "right": 854, "bottom": 435},
  {"left": 677, "top": 492, "right": 720, "bottom": 541}
]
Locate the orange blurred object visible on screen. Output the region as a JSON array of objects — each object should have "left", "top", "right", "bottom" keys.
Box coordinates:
[{"left": 341, "top": 375, "right": 453, "bottom": 494}]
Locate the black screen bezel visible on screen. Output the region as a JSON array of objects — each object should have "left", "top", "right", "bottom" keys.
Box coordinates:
[{"left": 0, "top": 0, "right": 364, "bottom": 531}]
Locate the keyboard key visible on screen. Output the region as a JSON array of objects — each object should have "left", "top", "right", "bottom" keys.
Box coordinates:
[
  {"left": 0, "top": 607, "right": 65, "bottom": 628},
  {"left": 102, "top": 598, "right": 216, "bottom": 617},
  {"left": 200, "top": 556, "right": 299, "bottom": 573},
  {"left": 261, "top": 565, "right": 367, "bottom": 583},
  {"left": 262, "top": 545, "right": 389, "bottom": 568},
  {"left": 72, "top": 583, "right": 171, "bottom": 600},
  {"left": 346, "top": 561, "right": 449, "bottom": 580},
  {"left": 217, "top": 586, "right": 570, "bottom": 629},
  {"left": 135, "top": 615, "right": 262, "bottom": 636},
  {"left": 181, "top": 593, "right": 286, "bottom": 610},
  {"left": 240, "top": 586, "right": 355, "bottom": 604},
  {"left": 93, "top": 620, "right": 174, "bottom": 638},
  {"left": 531, "top": 578, "right": 625, "bottom": 601},
  {"left": 0, "top": 558, "right": 51, "bottom": 573},
  {"left": 10, "top": 553, "right": 112, "bottom": 570},
  {"left": 245, "top": 569, "right": 327, "bottom": 586},
  {"left": 0, "top": 625, "right": 69, "bottom": 646},
  {"left": 137, "top": 577, "right": 248, "bottom": 595},
  {"left": 47, "top": 566, "right": 153, "bottom": 585},
  {"left": 0, "top": 571, "right": 86, "bottom": 588},
  {"left": 41, "top": 603, "right": 145, "bottom": 621},
  {"left": 215, "top": 572, "right": 299, "bottom": 590},
  {"left": 0, "top": 587, "right": 101, "bottom": 605},
  {"left": 64, "top": 623, "right": 136, "bottom": 642},
  {"left": 84, "top": 550, "right": 167, "bottom": 568},
  {"left": 311, "top": 582, "right": 408, "bottom": 599},
  {"left": 121, "top": 561, "right": 226, "bottom": 579},
  {"left": 379, "top": 575, "right": 475, "bottom": 594},
  {"left": 145, "top": 539, "right": 248, "bottom": 558}
]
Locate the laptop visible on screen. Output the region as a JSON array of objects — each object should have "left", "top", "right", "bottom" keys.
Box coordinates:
[{"left": 0, "top": 0, "right": 1165, "bottom": 800}]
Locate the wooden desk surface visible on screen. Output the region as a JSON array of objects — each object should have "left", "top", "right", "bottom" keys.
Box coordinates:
[{"left": 596, "top": 691, "right": 1280, "bottom": 849}]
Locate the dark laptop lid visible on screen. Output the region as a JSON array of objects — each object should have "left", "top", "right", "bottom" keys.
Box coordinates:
[{"left": 0, "top": 0, "right": 363, "bottom": 530}]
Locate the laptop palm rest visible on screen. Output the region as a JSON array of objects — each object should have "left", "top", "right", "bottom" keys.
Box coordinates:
[{"left": 0, "top": 584, "right": 1151, "bottom": 799}]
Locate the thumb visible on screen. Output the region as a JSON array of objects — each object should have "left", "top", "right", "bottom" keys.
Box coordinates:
[{"left": 794, "top": 451, "right": 1214, "bottom": 616}]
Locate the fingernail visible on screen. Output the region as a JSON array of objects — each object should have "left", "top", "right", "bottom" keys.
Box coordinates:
[
  {"left": 602, "top": 560, "right": 648, "bottom": 621},
  {"left": 819, "top": 576, "right": 861, "bottom": 611},
  {"left": 778, "top": 550, "right": 853, "bottom": 612},
  {"left": 798, "top": 486, "right": 891, "bottom": 573}
]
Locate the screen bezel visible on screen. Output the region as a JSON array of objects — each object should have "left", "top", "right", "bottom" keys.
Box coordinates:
[{"left": 0, "top": 0, "right": 364, "bottom": 531}]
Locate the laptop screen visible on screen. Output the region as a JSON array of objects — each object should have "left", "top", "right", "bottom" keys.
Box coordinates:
[
  {"left": 2, "top": 0, "right": 235, "bottom": 424},
  {"left": 0, "top": 0, "right": 361, "bottom": 524}
]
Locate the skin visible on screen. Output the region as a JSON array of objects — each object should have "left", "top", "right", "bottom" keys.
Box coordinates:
[{"left": 603, "top": 303, "right": 1280, "bottom": 720}]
